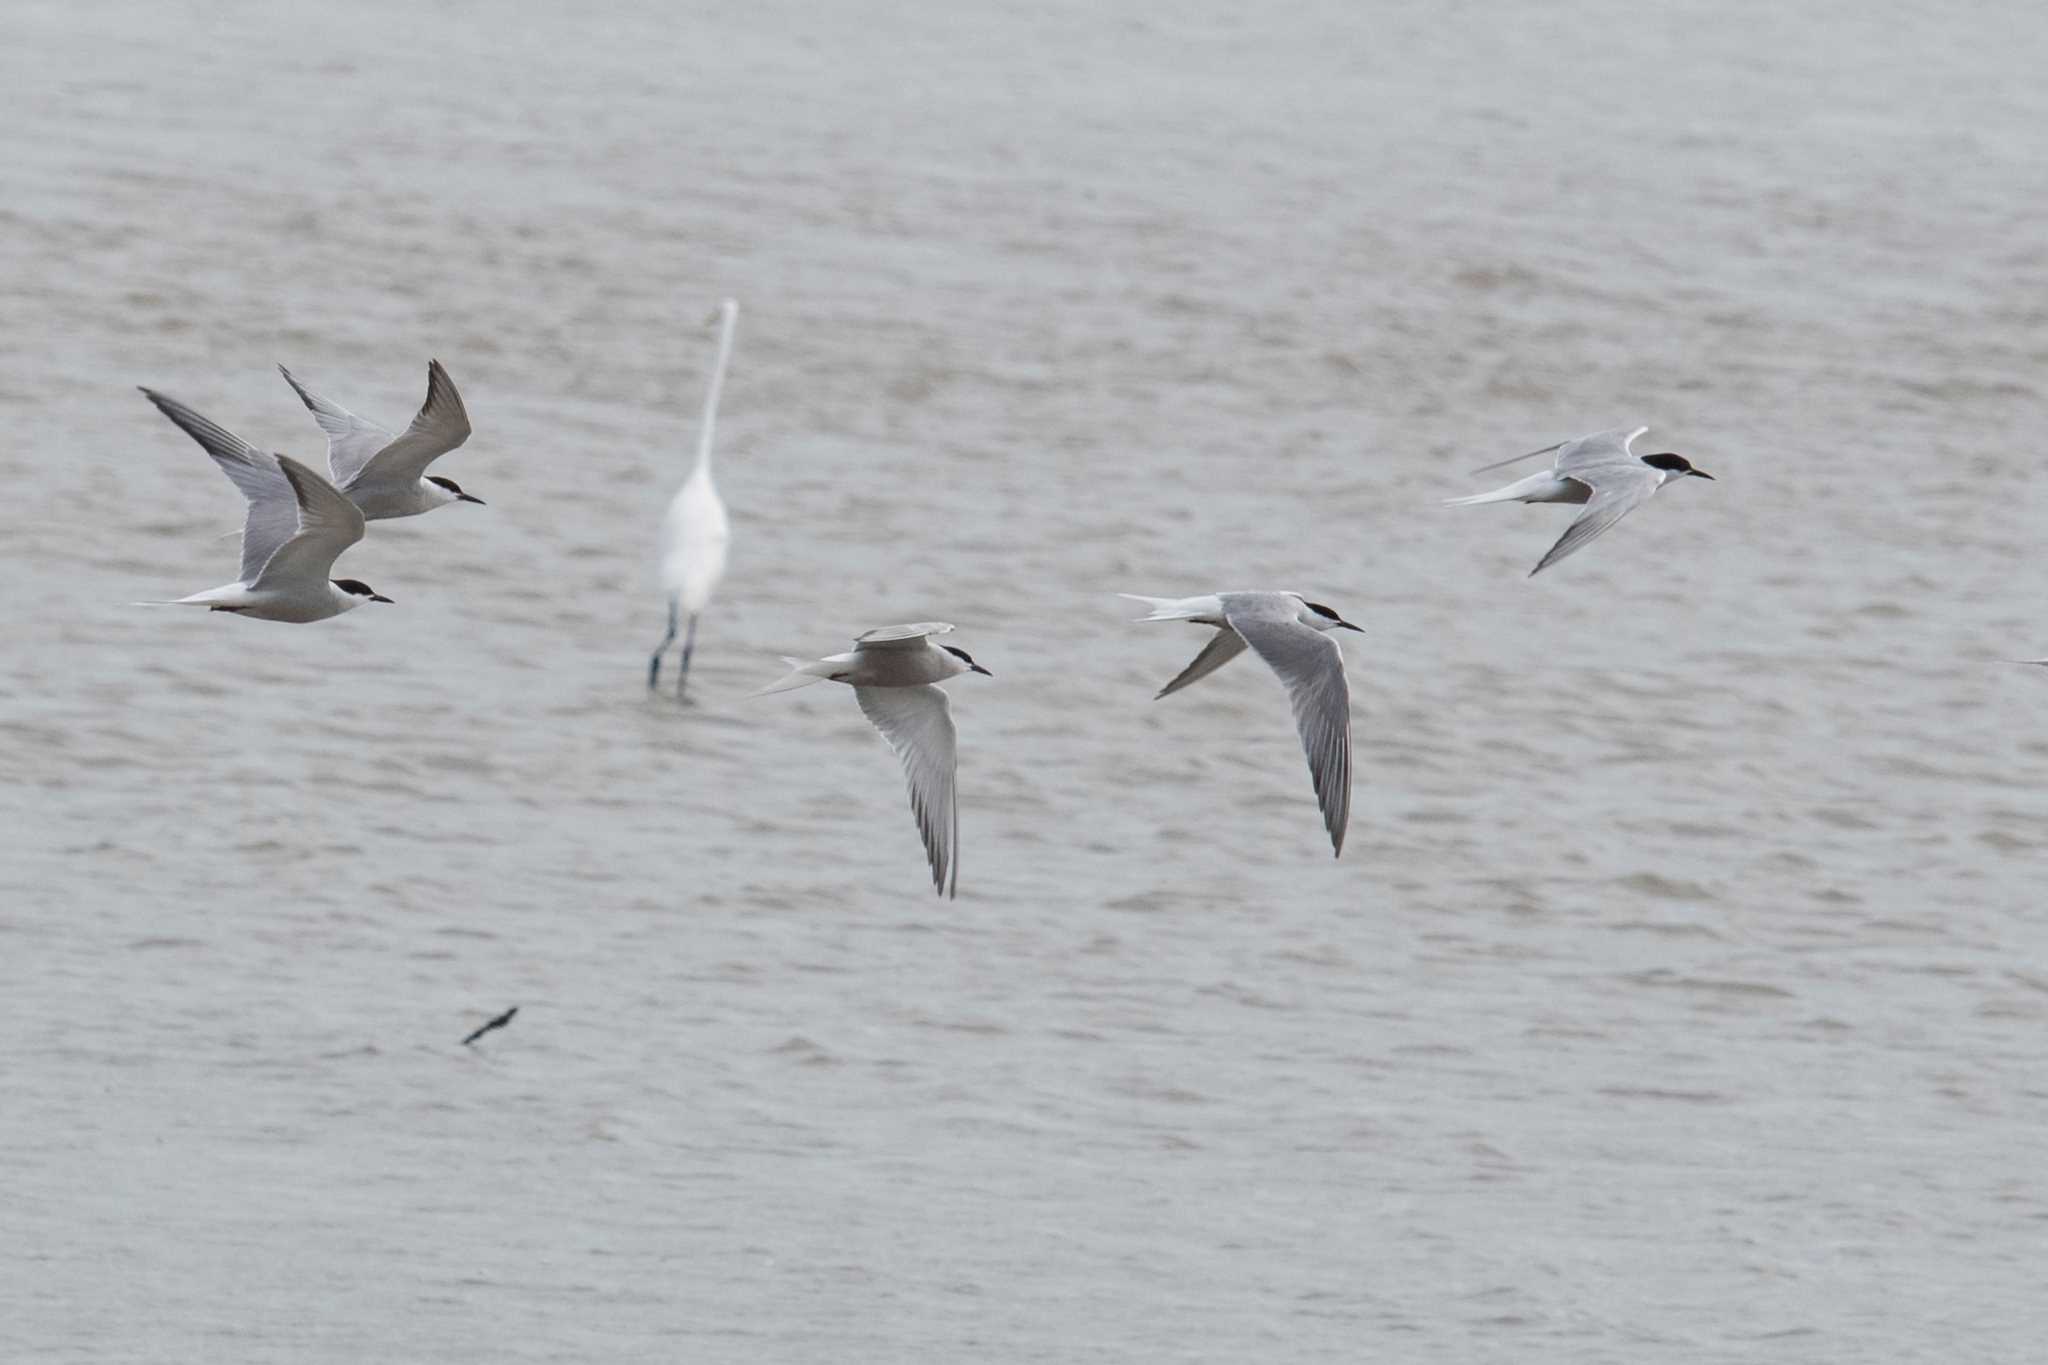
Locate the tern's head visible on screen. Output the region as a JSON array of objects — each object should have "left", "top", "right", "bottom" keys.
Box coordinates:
[
  {"left": 1641, "top": 452, "right": 1713, "bottom": 482},
  {"left": 941, "top": 644, "right": 993, "bottom": 677},
  {"left": 1297, "top": 598, "right": 1365, "bottom": 633},
  {"left": 426, "top": 474, "right": 486, "bottom": 506},
  {"left": 333, "top": 578, "right": 394, "bottom": 606}
]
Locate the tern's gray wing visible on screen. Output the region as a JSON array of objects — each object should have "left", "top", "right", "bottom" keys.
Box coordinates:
[
  {"left": 1551, "top": 425, "right": 1649, "bottom": 479},
  {"left": 854, "top": 684, "right": 960, "bottom": 897},
  {"left": 252, "top": 456, "right": 367, "bottom": 590},
  {"left": 1222, "top": 601, "right": 1352, "bottom": 857},
  {"left": 140, "top": 387, "right": 298, "bottom": 584},
  {"left": 1153, "top": 628, "right": 1249, "bottom": 699},
  {"left": 1528, "top": 462, "right": 1660, "bottom": 576},
  {"left": 280, "top": 359, "right": 471, "bottom": 489},
  {"left": 277, "top": 365, "right": 398, "bottom": 486},
  {"left": 855, "top": 622, "right": 954, "bottom": 650},
  {"left": 1470, "top": 424, "right": 1647, "bottom": 476}
]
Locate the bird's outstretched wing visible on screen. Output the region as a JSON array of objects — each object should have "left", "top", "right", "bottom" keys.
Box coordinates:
[
  {"left": 139, "top": 387, "right": 299, "bottom": 585},
  {"left": 280, "top": 359, "right": 471, "bottom": 490},
  {"left": 1551, "top": 426, "right": 1650, "bottom": 480},
  {"left": 1526, "top": 478, "right": 1659, "bottom": 575},
  {"left": 252, "top": 456, "right": 367, "bottom": 589},
  {"left": 1223, "top": 600, "right": 1352, "bottom": 857},
  {"left": 855, "top": 622, "right": 954, "bottom": 650},
  {"left": 854, "top": 684, "right": 960, "bottom": 897},
  {"left": 1152, "top": 628, "right": 1249, "bottom": 699},
  {"left": 1527, "top": 431, "right": 1660, "bottom": 576},
  {"left": 1468, "top": 423, "right": 1649, "bottom": 476}
]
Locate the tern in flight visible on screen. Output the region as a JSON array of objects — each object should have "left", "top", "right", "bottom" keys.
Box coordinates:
[
  {"left": 277, "top": 359, "right": 481, "bottom": 518},
  {"left": 1446, "top": 425, "right": 1712, "bottom": 576},
  {"left": 137, "top": 389, "right": 391, "bottom": 621},
  {"left": 751, "top": 622, "right": 991, "bottom": 897},
  {"left": 1122, "top": 591, "right": 1360, "bottom": 857}
]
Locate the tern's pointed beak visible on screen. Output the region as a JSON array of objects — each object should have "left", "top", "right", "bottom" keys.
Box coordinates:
[
  {"left": 457, "top": 492, "right": 486, "bottom": 504},
  {"left": 1691, "top": 470, "right": 1715, "bottom": 481},
  {"left": 970, "top": 662, "right": 993, "bottom": 676},
  {"left": 1337, "top": 620, "right": 1365, "bottom": 632},
  {"left": 370, "top": 593, "right": 394, "bottom": 603}
]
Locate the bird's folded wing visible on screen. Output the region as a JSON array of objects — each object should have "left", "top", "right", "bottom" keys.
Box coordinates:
[{"left": 854, "top": 684, "right": 959, "bottom": 897}]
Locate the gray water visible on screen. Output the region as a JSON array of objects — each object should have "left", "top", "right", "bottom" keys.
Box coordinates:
[{"left": 7, "top": 0, "right": 2048, "bottom": 1359}]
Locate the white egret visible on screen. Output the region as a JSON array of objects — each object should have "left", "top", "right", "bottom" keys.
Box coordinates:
[{"left": 649, "top": 299, "right": 738, "bottom": 696}]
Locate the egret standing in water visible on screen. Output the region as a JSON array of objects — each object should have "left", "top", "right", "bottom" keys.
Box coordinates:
[{"left": 649, "top": 299, "right": 738, "bottom": 698}]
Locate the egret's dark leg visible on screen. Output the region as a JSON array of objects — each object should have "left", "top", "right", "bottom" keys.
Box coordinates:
[
  {"left": 676, "top": 613, "right": 700, "bottom": 700},
  {"left": 648, "top": 597, "right": 678, "bottom": 691}
]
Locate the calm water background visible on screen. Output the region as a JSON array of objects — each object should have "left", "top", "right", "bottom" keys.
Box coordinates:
[{"left": 6, "top": 1, "right": 2048, "bottom": 1359}]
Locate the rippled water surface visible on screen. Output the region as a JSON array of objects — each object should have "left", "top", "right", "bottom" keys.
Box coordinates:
[{"left": 8, "top": 1, "right": 2048, "bottom": 1359}]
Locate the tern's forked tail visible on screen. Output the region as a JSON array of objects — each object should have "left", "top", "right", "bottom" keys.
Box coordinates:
[
  {"left": 1442, "top": 481, "right": 1546, "bottom": 507},
  {"left": 1118, "top": 593, "right": 1219, "bottom": 622},
  {"left": 1443, "top": 469, "right": 1574, "bottom": 507},
  {"left": 746, "top": 656, "right": 834, "bottom": 697}
]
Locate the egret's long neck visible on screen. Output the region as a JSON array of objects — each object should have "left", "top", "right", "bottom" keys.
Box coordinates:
[{"left": 692, "top": 299, "right": 739, "bottom": 478}]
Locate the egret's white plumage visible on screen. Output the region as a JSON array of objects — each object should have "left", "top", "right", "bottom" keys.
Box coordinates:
[
  {"left": 276, "top": 359, "right": 479, "bottom": 518},
  {"left": 1123, "top": 590, "right": 1361, "bottom": 857},
  {"left": 137, "top": 388, "right": 391, "bottom": 623},
  {"left": 650, "top": 298, "right": 738, "bottom": 696},
  {"left": 749, "top": 622, "right": 991, "bottom": 898}
]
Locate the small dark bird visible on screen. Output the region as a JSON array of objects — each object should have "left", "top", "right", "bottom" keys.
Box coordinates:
[{"left": 461, "top": 1006, "right": 519, "bottom": 1047}]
